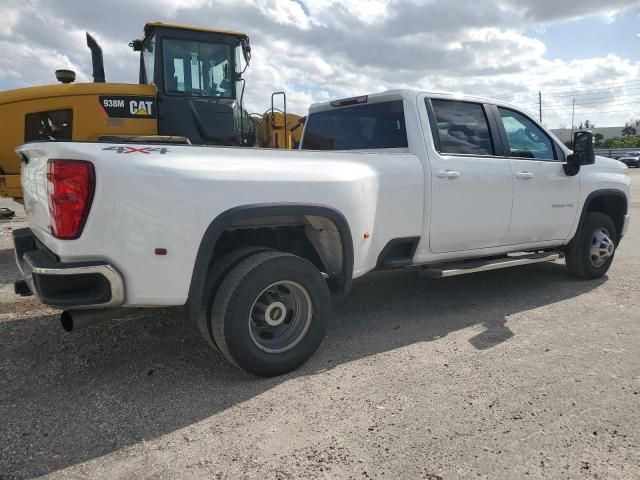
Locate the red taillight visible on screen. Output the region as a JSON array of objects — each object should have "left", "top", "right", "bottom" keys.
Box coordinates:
[{"left": 47, "top": 160, "right": 95, "bottom": 239}]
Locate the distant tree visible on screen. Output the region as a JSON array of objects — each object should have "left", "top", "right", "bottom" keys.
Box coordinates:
[
  {"left": 594, "top": 133, "right": 604, "bottom": 147},
  {"left": 576, "top": 120, "right": 595, "bottom": 130},
  {"left": 622, "top": 118, "right": 640, "bottom": 137},
  {"left": 602, "top": 135, "right": 640, "bottom": 149}
]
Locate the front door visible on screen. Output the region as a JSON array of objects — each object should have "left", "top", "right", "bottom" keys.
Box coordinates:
[
  {"left": 495, "top": 107, "right": 579, "bottom": 244},
  {"left": 426, "top": 99, "right": 513, "bottom": 253}
]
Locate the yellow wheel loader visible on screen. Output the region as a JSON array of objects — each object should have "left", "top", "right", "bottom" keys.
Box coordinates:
[
  {"left": 251, "top": 92, "right": 305, "bottom": 150},
  {"left": 0, "top": 22, "right": 301, "bottom": 202}
]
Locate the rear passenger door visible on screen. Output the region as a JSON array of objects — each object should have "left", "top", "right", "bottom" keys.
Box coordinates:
[
  {"left": 493, "top": 106, "right": 579, "bottom": 244},
  {"left": 425, "top": 98, "right": 513, "bottom": 253}
]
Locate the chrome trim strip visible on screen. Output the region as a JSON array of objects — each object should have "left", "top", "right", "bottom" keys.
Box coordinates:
[{"left": 24, "top": 257, "right": 125, "bottom": 309}]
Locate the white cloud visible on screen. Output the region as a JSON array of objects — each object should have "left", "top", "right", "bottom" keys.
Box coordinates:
[
  {"left": 0, "top": 0, "right": 639, "bottom": 127},
  {"left": 499, "top": 0, "right": 640, "bottom": 22},
  {"left": 255, "top": 0, "right": 313, "bottom": 29},
  {"left": 0, "top": 41, "right": 89, "bottom": 83}
]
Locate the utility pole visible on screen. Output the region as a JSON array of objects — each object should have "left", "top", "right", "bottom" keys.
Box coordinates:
[
  {"left": 538, "top": 90, "right": 542, "bottom": 122},
  {"left": 570, "top": 98, "right": 576, "bottom": 148}
]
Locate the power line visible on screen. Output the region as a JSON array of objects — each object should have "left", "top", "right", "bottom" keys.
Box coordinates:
[
  {"left": 545, "top": 87, "right": 640, "bottom": 99},
  {"left": 517, "top": 98, "right": 640, "bottom": 110},
  {"left": 488, "top": 85, "right": 640, "bottom": 125},
  {"left": 542, "top": 104, "right": 640, "bottom": 111},
  {"left": 535, "top": 79, "right": 640, "bottom": 95},
  {"left": 548, "top": 100, "right": 640, "bottom": 108},
  {"left": 519, "top": 103, "right": 639, "bottom": 113},
  {"left": 502, "top": 81, "right": 640, "bottom": 108},
  {"left": 543, "top": 86, "right": 640, "bottom": 99},
  {"left": 536, "top": 108, "right": 639, "bottom": 115},
  {"left": 544, "top": 99, "right": 640, "bottom": 107}
]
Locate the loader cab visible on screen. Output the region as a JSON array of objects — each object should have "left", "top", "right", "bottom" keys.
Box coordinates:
[{"left": 133, "top": 23, "right": 255, "bottom": 146}]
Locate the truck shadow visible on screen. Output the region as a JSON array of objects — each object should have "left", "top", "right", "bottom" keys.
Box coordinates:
[
  {"left": 0, "top": 248, "right": 19, "bottom": 286},
  {"left": 0, "top": 262, "right": 604, "bottom": 478}
]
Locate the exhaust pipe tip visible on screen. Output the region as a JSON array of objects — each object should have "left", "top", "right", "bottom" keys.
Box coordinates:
[
  {"left": 60, "top": 308, "right": 128, "bottom": 332},
  {"left": 60, "top": 311, "right": 74, "bottom": 332},
  {"left": 14, "top": 279, "right": 33, "bottom": 296}
]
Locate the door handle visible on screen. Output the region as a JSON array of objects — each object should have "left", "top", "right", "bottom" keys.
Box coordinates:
[
  {"left": 436, "top": 170, "right": 460, "bottom": 179},
  {"left": 515, "top": 171, "right": 534, "bottom": 179}
]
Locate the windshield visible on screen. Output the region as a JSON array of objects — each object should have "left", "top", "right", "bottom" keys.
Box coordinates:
[
  {"left": 162, "top": 38, "right": 233, "bottom": 98},
  {"left": 301, "top": 100, "right": 408, "bottom": 150}
]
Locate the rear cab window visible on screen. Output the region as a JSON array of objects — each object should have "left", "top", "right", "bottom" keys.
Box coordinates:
[{"left": 301, "top": 100, "right": 408, "bottom": 150}]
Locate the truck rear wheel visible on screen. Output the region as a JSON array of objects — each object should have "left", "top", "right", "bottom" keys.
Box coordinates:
[
  {"left": 210, "top": 251, "right": 330, "bottom": 377},
  {"left": 196, "top": 246, "right": 272, "bottom": 351},
  {"left": 566, "top": 212, "right": 617, "bottom": 280}
]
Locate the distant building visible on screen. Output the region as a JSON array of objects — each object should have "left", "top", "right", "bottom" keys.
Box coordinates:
[{"left": 551, "top": 127, "right": 625, "bottom": 144}]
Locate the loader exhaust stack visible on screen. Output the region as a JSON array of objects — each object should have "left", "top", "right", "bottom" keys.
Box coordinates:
[{"left": 86, "top": 32, "right": 105, "bottom": 83}]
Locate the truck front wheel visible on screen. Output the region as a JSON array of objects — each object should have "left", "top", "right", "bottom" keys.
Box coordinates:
[
  {"left": 566, "top": 212, "right": 617, "bottom": 280},
  {"left": 210, "top": 251, "right": 330, "bottom": 376}
]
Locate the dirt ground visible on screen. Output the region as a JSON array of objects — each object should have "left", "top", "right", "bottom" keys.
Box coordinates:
[{"left": 1, "top": 170, "right": 639, "bottom": 480}]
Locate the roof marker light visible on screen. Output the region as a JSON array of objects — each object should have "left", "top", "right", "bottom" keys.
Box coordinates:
[{"left": 330, "top": 95, "right": 368, "bottom": 108}]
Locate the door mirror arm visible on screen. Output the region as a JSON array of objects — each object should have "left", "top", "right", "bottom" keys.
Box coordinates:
[
  {"left": 564, "top": 130, "right": 595, "bottom": 176},
  {"left": 563, "top": 157, "right": 580, "bottom": 176}
]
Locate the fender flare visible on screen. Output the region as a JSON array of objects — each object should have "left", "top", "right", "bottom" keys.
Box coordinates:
[
  {"left": 187, "top": 203, "right": 354, "bottom": 303},
  {"left": 572, "top": 189, "right": 628, "bottom": 241}
]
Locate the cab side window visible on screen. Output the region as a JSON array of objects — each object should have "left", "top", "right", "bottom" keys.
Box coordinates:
[
  {"left": 430, "top": 99, "right": 494, "bottom": 156},
  {"left": 497, "top": 107, "right": 555, "bottom": 160}
]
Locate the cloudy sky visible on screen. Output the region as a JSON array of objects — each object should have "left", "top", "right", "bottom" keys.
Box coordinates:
[{"left": 1, "top": 0, "right": 639, "bottom": 127}]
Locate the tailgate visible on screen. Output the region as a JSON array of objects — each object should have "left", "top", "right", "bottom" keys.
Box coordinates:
[{"left": 16, "top": 144, "right": 52, "bottom": 242}]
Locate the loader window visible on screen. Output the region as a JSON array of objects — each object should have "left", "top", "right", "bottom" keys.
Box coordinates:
[
  {"left": 301, "top": 100, "right": 408, "bottom": 150},
  {"left": 162, "top": 39, "right": 233, "bottom": 98},
  {"left": 24, "top": 110, "right": 73, "bottom": 142},
  {"left": 142, "top": 35, "right": 155, "bottom": 84}
]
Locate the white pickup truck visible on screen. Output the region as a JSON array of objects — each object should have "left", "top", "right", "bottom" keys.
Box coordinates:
[{"left": 13, "top": 89, "right": 631, "bottom": 376}]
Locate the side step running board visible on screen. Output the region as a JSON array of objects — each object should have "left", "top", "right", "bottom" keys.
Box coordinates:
[{"left": 417, "top": 252, "right": 562, "bottom": 278}]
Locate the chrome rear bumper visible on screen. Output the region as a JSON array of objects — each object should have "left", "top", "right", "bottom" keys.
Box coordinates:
[{"left": 12, "top": 228, "right": 124, "bottom": 309}]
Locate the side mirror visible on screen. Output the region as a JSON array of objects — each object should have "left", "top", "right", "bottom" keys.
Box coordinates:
[
  {"left": 129, "top": 39, "right": 143, "bottom": 52},
  {"left": 564, "top": 130, "right": 595, "bottom": 176},
  {"left": 241, "top": 37, "right": 251, "bottom": 66}
]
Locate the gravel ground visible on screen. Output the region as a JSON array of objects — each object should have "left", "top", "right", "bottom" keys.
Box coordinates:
[{"left": 1, "top": 170, "right": 639, "bottom": 480}]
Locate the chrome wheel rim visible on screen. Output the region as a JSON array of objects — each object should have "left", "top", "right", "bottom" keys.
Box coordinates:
[
  {"left": 590, "top": 227, "right": 614, "bottom": 268},
  {"left": 248, "top": 281, "right": 313, "bottom": 354}
]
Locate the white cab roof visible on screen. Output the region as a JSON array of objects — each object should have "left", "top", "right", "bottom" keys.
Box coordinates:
[{"left": 309, "top": 89, "right": 526, "bottom": 114}]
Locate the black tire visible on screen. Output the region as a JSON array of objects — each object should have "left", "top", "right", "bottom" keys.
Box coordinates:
[
  {"left": 566, "top": 212, "right": 617, "bottom": 280},
  {"left": 194, "top": 246, "right": 272, "bottom": 351},
  {"left": 211, "top": 251, "right": 331, "bottom": 377}
]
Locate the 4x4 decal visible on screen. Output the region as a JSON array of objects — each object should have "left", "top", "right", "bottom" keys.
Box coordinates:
[{"left": 102, "top": 146, "right": 168, "bottom": 154}]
